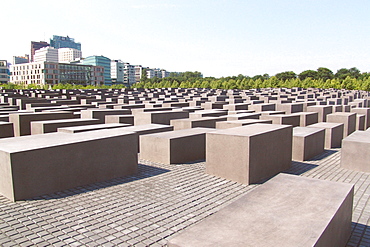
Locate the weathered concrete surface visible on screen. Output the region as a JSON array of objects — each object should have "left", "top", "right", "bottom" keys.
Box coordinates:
[
  {"left": 206, "top": 124, "right": 292, "bottom": 185},
  {"left": 0, "top": 129, "right": 138, "bottom": 201},
  {"left": 140, "top": 128, "right": 215, "bottom": 164},
  {"left": 341, "top": 130, "right": 370, "bottom": 173},
  {"left": 292, "top": 127, "right": 325, "bottom": 161},
  {"left": 307, "top": 122, "right": 344, "bottom": 148},
  {"left": 167, "top": 173, "right": 354, "bottom": 247}
]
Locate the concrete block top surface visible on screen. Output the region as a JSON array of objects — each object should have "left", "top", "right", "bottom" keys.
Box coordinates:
[
  {"left": 58, "top": 123, "right": 128, "bottom": 132},
  {"left": 119, "top": 124, "right": 173, "bottom": 132},
  {"left": 293, "top": 127, "right": 325, "bottom": 137},
  {"left": 0, "top": 121, "right": 12, "bottom": 125},
  {"left": 308, "top": 122, "right": 344, "bottom": 128},
  {"left": 209, "top": 123, "right": 291, "bottom": 137},
  {"left": 307, "top": 105, "right": 331, "bottom": 109},
  {"left": 224, "top": 119, "right": 272, "bottom": 124},
  {"left": 9, "top": 111, "right": 70, "bottom": 117},
  {"left": 142, "top": 127, "right": 215, "bottom": 139},
  {"left": 343, "top": 131, "right": 370, "bottom": 143},
  {"left": 328, "top": 112, "right": 356, "bottom": 117},
  {"left": 0, "top": 129, "right": 135, "bottom": 153},
  {"left": 31, "top": 118, "right": 99, "bottom": 124},
  {"left": 168, "top": 173, "right": 354, "bottom": 247}
]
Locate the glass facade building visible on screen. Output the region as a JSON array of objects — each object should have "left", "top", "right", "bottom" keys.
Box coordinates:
[
  {"left": 83, "top": 56, "right": 111, "bottom": 85},
  {"left": 50, "top": 35, "right": 81, "bottom": 51},
  {"left": 0, "top": 60, "right": 9, "bottom": 84}
]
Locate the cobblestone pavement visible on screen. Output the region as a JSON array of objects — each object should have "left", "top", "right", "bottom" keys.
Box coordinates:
[{"left": 0, "top": 149, "right": 369, "bottom": 246}]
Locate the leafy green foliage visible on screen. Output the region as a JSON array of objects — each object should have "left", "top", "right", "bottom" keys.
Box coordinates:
[{"left": 3, "top": 67, "right": 370, "bottom": 91}]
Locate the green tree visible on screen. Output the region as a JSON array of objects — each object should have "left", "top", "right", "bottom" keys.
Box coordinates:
[
  {"left": 298, "top": 70, "right": 319, "bottom": 80},
  {"left": 275, "top": 71, "right": 297, "bottom": 81},
  {"left": 317, "top": 67, "right": 334, "bottom": 81},
  {"left": 334, "top": 68, "right": 361, "bottom": 80}
]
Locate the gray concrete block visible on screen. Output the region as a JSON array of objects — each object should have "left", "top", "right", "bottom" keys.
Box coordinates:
[
  {"left": 105, "top": 114, "right": 134, "bottom": 125},
  {"left": 170, "top": 116, "right": 227, "bottom": 130},
  {"left": 0, "top": 129, "right": 138, "bottom": 201},
  {"left": 140, "top": 128, "right": 215, "bottom": 164},
  {"left": 351, "top": 108, "right": 370, "bottom": 129},
  {"left": 327, "top": 112, "right": 356, "bottom": 137},
  {"left": 292, "top": 127, "right": 325, "bottom": 161},
  {"left": 216, "top": 119, "right": 273, "bottom": 129},
  {"left": 341, "top": 131, "right": 370, "bottom": 173},
  {"left": 260, "top": 114, "right": 300, "bottom": 127},
  {"left": 0, "top": 122, "right": 14, "bottom": 138},
  {"left": 248, "top": 103, "right": 276, "bottom": 112},
  {"left": 307, "top": 122, "right": 344, "bottom": 148},
  {"left": 307, "top": 105, "right": 332, "bottom": 122},
  {"left": 9, "top": 112, "right": 74, "bottom": 136},
  {"left": 291, "top": 112, "right": 319, "bottom": 127},
  {"left": 226, "top": 113, "right": 261, "bottom": 121},
  {"left": 134, "top": 110, "right": 189, "bottom": 125},
  {"left": 57, "top": 123, "right": 130, "bottom": 133},
  {"left": 167, "top": 173, "right": 354, "bottom": 247},
  {"left": 206, "top": 124, "right": 292, "bottom": 185},
  {"left": 276, "top": 103, "right": 304, "bottom": 114},
  {"left": 31, "top": 118, "right": 101, "bottom": 134},
  {"left": 80, "top": 109, "right": 131, "bottom": 123}
]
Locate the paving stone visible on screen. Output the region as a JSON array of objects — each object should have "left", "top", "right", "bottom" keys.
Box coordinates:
[{"left": 0, "top": 146, "right": 369, "bottom": 246}]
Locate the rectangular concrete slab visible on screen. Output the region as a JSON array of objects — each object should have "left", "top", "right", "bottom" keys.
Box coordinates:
[
  {"left": 292, "top": 127, "right": 325, "bottom": 161},
  {"left": 0, "top": 129, "right": 138, "bottom": 201},
  {"left": 260, "top": 114, "right": 300, "bottom": 127},
  {"left": 31, "top": 118, "right": 101, "bottom": 134},
  {"left": 170, "top": 116, "right": 227, "bottom": 130},
  {"left": 167, "top": 173, "right": 354, "bottom": 247},
  {"left": 206, "top": 124, "right": 292, "bottom": 184},
  {"left": 9, "top": 111, "right": 74, "bottom": 136},
  {"left": 326, "top": 112, "right": 356, "bottom": 137},
  {"left": 140, "top": 128, "right": 215, "bottom": 164},
  {"left": 216, "top": 119, "right": 273, "bottom": 129},
  {"left": 306, "top": 122, "right": 344, "bottom": 148},
  {"left": 134, "top": 110, "right": 189, "bottom": 125},
  {"left": 341, "top": 131, "right": 370, "bottom": 173},
  {"left": 0, "top": 121, "right": 14, "bottom": 138},
  {"left": 57, "top": 123, "right": 130, "bottom": 133}
]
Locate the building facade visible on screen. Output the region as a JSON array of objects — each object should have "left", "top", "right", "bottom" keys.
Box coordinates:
[
  {"left": 13, "top": 55, "right": 29, "bottom": 65},
  {"left": 124, "top": 63, "right": 136, "bottom": 86},
  {"left": 146, "top": 68, "right": 170, "bottom": 79},
  {"left": 111, "top": 60, "right": 125, "bottom": 84},
  {"left": 30, "top": 41, "right": 49, "bottom": 62},
  {"left": 134, "top": 65, "right": 145, "bottom": 84},
  {"left": 0, "top": 60, "right": 9, "bottom": 84},
  {"left": 34, "top": 47, "right": 59, "bottom": 63},
  {"left": 83, "top": 56, "right": 111, "bottom": 85},
  {"left": 50, "top": 35, "right": 81, "bottom": 50},
  {"left": 58, "top": 48, "right": 82, "bottom": 63},
  {"left": 10, "top": 62, "right": 104, "bottom": 86}
]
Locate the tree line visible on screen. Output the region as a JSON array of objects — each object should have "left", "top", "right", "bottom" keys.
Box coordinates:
[
  {"left": 135, "top": 67, "right": 370, "bottom": 91},
  {"left": 2, "top": 67, "right": 370, "bottom": 91}
]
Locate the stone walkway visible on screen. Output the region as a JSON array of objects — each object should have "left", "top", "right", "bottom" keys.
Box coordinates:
[{"left": 0, "top": 149, "right": 369, "bottom": 246}]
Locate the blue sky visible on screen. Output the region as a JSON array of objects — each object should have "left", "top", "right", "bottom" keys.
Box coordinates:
[{"left": 3, "top": 0, "right": 370, "bottom": 77}]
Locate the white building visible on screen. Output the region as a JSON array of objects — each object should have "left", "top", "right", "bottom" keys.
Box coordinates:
[
  {"left": 124, "top": 63, "right": 136, "bottom": 86},
  {"left": 111, "top": 60, "right": 125, "bottom": 84},
  {"left": 34, "top": 47, "right": 58, "bottom": 63},
  {"left": 134, "top": 65, "right": 144, "bottom": 84},
  {"left": 58, "top": 48, "right": 82, "bottom": 63},
  {"left": 10, "top": 61, "right": 104, "bottom": 86},
  {"left": 146, "top": 68, "right": 170, "bottom": 79},
  {"left": 111, "top": 60, "right": 136, "bottom": 86}
]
